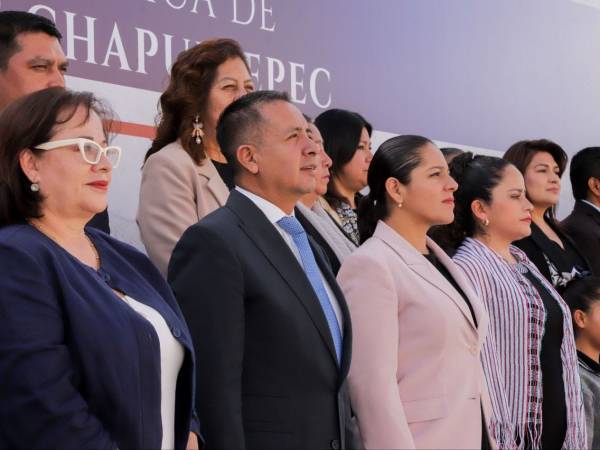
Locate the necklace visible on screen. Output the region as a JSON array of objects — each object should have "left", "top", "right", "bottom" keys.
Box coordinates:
[{"left": 27, "top": 219, "right": 100, "bottom": 270}]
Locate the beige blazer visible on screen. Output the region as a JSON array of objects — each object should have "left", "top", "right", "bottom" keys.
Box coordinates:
[
  {"left": 137, "top": 141, "right": 229, "bottom": 276},
  {"left": 337, "top": 221, "right": 492, "bottom": 450}
]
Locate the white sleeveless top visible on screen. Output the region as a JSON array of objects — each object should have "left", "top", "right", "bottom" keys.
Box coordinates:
[{"left": 123, "top": 295, "right": 184, "bottom": 449}]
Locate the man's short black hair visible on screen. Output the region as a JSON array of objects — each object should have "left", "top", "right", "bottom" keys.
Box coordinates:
[
  {"left": 216, "top": 90, "right": 290, "bottom": 176},
  {"left": 570, "top": 147, "right": 600, "bottom": 201},
  {"left": 0, "top": 11, "right": 62, "bottom": 70}
]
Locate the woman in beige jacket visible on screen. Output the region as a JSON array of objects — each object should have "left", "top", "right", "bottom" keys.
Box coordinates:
[
  {"left": 138, "top": 38, "right": 254, "bottom": 275},
  {"left": 337, "top": 135, "right": 493, "bottom": 449}
]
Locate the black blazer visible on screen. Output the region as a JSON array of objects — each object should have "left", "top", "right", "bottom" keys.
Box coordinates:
[
  {"left": 514, "top": 216, "right": 591, "bottom": 289},
  {"left": 561, "top": 200, "right": 600, "bottom": 276},
  {"left": 168, "top": 190, "right": 358, "bottom": 450}
]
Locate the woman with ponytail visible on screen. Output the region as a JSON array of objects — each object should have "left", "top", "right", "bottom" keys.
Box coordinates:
[
  {"left": 337, "top": 136, "right": 493, "bottom": 449},
  {"left": 441, "top": 152, "right": 586, "bottom": 449}
]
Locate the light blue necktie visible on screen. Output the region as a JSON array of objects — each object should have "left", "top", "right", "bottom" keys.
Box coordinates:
[{"left": 277, "top": 216, "right": 343, "bottom": 364}]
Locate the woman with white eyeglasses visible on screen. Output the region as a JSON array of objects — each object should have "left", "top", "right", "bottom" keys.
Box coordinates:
[{"left": 0, "top": 88, "right": 200, "bottom": 450}]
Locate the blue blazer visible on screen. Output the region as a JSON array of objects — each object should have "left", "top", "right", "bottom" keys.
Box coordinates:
[{"left": 0, "top": 224, "right": 197, "bottom": 450}]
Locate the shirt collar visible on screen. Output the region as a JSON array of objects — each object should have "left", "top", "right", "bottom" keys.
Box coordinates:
[
  {"left": 582, "top": 199, "right": 600, "bottom": 214},
  {"left": 578, "top": 350, "right": 600, "bottom": 374},
  {"left": 235, "top": 186, "right": 294, "bottom": 225}
]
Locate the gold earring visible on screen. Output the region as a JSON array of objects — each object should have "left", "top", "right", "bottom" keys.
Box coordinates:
[{"left": 192, "top": 115, "right": 204, "bottom": 144}]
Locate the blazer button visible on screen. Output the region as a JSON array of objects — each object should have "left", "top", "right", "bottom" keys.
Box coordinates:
[
  {"left": 100, "top": 271, "right": 111, "bottom": 282},
  {"left": 171, "top": 327, "right": 182, "bottom": 338},
  {"left": 330, "top": 439, "right": 340, "bottom": 450}
]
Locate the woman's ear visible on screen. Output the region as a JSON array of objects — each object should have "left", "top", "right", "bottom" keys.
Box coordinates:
[
  {"left": 470, "top": 199, "right": 489, "bottom": 224},
  {"left": 384, "top": 177, "right": 405, "bottom": 207},
  {"left": 19, "top": 149, "right": 41, "bottom": 184}
]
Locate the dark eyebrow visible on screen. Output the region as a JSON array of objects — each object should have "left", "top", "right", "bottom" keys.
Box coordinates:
[
  {"left": 27, "top": 56, "right": 52, "bottom": 65},
  {"left": 508, "top": 188, "right": 525, "bottom": 193},
  {"left": 27, "top": 56, "right": 69, "bottom": 69},
  {"left": 534, "top": 163, "right": 557, "bottom": 169}
]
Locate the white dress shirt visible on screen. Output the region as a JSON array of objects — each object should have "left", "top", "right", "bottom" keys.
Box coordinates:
[
  {"left": 236, "top": 186, "right": 343, "bottom": 331},
  {"left": 122, "top": 295, "right": 184, "bottom": 450}
]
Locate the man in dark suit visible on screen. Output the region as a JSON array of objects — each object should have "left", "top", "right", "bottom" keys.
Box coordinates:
[
  {"left": 562, "top": 147, "right": 600, "bottom": 275},
  {"left": 168, "top": 90, "right": 358, "bottom": 450},
  {"left": 0, "top": 10, "right": 110, "bottom": 233}
]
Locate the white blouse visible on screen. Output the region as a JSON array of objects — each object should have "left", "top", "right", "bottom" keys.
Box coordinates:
[{"left": 123, "top": 295, "right": 184, "bottom": 450}]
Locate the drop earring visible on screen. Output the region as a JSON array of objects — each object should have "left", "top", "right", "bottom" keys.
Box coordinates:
[{"left": 191, "top": 115, "right": 204, "bottom": 144}]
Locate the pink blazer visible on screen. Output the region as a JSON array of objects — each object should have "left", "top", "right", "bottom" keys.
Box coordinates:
[
  {"left": 337, "top": 221, "right": 492, "bottom": 449},
  {"left": 137, "top": 141, "right": 229, "bottom": 276}
]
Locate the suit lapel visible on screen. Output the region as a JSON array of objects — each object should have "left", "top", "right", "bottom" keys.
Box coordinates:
[
  {"left": 227, "top": 191, "right": 339, "bottom": 367},
  {"left": 197, "top": 159, "right": 229, "bottom": 206},
  {"left": 578, "top": 200, "right": 600, "bottom": 228},
  {"left": 428, "top": 239, "right": 487, "bottom": 338},
  {"left": 374, "top": 222, "right": 478, "bottom": 332}
]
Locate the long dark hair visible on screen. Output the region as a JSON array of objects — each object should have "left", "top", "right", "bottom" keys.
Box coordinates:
[
  {"left": 431, "top": 152, "right": 511, "bottom": 252},
  {"left": 357, "top": 135, "right": 432, "bottom": 243},
  {"left": 0, "top": 87, "right": 113, "bottom": 226},
  {"left": 314, "top": 108, "right": 372, "bottom": 204},
  {"left": 145, "top": 38, "right": 248, "bottom": 164}
]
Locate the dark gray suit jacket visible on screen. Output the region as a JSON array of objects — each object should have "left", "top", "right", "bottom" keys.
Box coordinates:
[
  {"left": 561, "top": 200, "right": 600, "bottom": 276},
  {"left": 168, "top": 190, "right": 361, "bottom": 450}
]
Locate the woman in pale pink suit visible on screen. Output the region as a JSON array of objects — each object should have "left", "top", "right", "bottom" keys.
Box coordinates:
[{"left": 337, "top": 135, "right": 493, "bottom": 449}]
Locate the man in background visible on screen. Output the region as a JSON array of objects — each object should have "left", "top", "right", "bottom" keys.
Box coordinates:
[
  {"left": 0, "top": 10, "right": 110, "bottom": 233},
  {"left": 562, "top": 146, "right": 600, "bottom": 275}
]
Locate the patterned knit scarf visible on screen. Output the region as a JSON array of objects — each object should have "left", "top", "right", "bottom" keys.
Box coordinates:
[{"left": 454, "top": 238, "right": 587, "bottom": 450}]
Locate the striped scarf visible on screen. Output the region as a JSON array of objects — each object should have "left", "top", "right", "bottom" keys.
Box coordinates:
[{"left": 454, "top": 238, "right": 586, "bottom": 450}]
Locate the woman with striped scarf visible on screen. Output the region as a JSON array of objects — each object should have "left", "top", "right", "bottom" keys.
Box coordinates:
[{"left": 436, "top": 152, "right": 587, "bottom": 450}]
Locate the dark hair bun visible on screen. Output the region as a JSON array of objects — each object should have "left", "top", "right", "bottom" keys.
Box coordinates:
[{"left": 448, "top": 151, "right": 474, "bottom": 184}]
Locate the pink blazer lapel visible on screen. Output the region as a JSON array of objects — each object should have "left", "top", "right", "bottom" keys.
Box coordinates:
[
  {"left": 373, "top": 221, "right": 481, "bottom": 334},
  {"left": 428, "top": 237, "right": 488, "bottom": 341}
]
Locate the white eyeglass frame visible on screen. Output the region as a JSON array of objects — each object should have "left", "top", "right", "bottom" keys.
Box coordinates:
[{"left": 35, "top": 138, "right": 122, "bottom": 168}]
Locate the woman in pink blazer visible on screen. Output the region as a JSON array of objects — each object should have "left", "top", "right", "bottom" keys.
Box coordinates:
[
  {"left": 138, "top": 38, "right": 254, "bottom": 275},
  {"left": 337, "top": 135, "right": 493, "bottom": 449}
]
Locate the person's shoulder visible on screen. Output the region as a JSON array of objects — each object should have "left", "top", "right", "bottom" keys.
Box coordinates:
[
  {"left": 453, "top": 239, "right": 492, "bottom": 268},
  {"left": 144, "top": 141, "right": 195, "bottom": 169},
  {"left": 0, "top": 224, "right": 61, "bottom": 277},
  {"left": 340, "top": 236, "right": 390, "bottom": 272},
  {"left": 563, "top": 202, "right": 595, "bottom": 227},
  {"left": 0, "top": 223, "right": 51, "bottom": 254}
]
